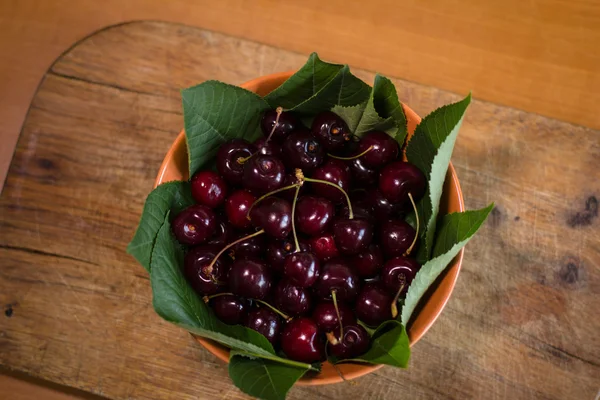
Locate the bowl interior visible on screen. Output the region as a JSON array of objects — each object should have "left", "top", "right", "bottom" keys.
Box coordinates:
[{"left": 154, "top": 72, "right": 465, "bottom": 385}]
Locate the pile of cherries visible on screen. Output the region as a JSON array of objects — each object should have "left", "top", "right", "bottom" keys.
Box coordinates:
[{"left": 172, "top": 108, "right": 426, "bottom": 364}]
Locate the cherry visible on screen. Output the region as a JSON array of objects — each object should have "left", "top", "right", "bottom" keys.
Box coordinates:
[
  {"left": 354, "top": 244, "right": 384, "bottom": 278},
  {"left": 249, "top": 197, "right": 292, "bottom": 239},
  {"left": 283, "top": 251, "right": 320, "bottom": 288},
  {"left": 261, "top": 109, "right": 300, "bottom": 143},
  {"left": 380, "top": 219, "right": 417, "bottom": 257},
  {"left": 216, "top": 139, "right": 256, "bottom": 185},
  {"left": 355, "top": 282, "right": 393, "bottom": 327},
  {"left": 229, "top": 258, "right": 272, "bottom": 300},
  {"left": 244, "top": 308, "right": 281, "bottom": 346},
  {"left": 230, "top": 231, "right": 265, "bottom": 258},
  {"left": 332, "top": 217, "right": 373, "bottom": 255},
  {"left": 211, "top": 294, "right": 248, "bottom": 325},
  {"left": 295, "top": 196, "right": 334, "bottom": 236},
  {"left": 381, "top": 257, "right": 421, "bottom": 317},
  {"left": 311, "top": 111, "right": 351, "bottom": 150},
  {"left": 307, "top": 233, "right": 339, "bottom": 262},
  {"left": 172, "top": 204, "right": 217, "bottom": 245},
  {"left": 207, "top": 215, "right": 235, "bottom": 247},
  {"left": 310, "top": 159, "right": 351, "bottom": 204},
  {"left": 348, "top": 157, "right": 378, "bottom": 186},
  {"left": 281, "top": 318, "right": 324, "bottom": 363},
  {"left": 312, "top": 302, "right": 356, "bottom": 333},
  {"left": 281, "top": 130, "right": 325, "bottom": 171},
  {"left": 266, "top": 238, "right": 309, "bottom": 274},
  {"left": 358, "top": 131, "right": 399, "bottom": 168},
  {"left": 254, "top": 137, "right": 282, "bottom": 158},
  {"left": 314, "top": 260, "right": 360, "bottom": 302},
  {"left": 378, "top": 161, "right": 427, "bottom": 205},
  {"left": 184, "top": 245, "right": 230, "bottom": 295},
  {"left": 190, "top": 171, "right": 228, "bottom": 208},
  {"left": 327, "top": 325, "right": 370, "bottom": 359},
  {"left": 242, "top": 154, "right": 285, "bottom": 194},
  {"left": 278, "top": 173, "right": 307, "bottom": 202},
  {"left": 368, "top": 189, "right": 400, "bottom": 220},
  {"left": 338, "top": 202, "right": 374, "bottom": 225},
  {"left": 225, "top": 190, "right": 256, "bottom": 230},
  {"left": 274, "top": 280, "right": 312, "bottom": 316}
]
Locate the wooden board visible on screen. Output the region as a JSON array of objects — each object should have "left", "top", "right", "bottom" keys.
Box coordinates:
[{"left": 0, "top": 21, "right": 598, "bottom": 400}]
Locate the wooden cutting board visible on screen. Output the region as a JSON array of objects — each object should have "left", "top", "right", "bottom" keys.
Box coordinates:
[{"left": 0, "top": 21, "right": 598, "bottom": 400}]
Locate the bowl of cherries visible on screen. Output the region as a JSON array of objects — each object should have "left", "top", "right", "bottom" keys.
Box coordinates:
[{"left": 130, "top": 54, "right": 492, "bottom": 399}]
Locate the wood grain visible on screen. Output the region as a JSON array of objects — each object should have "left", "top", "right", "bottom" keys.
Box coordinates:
[{"left": 1, "top": 21, "right": 599, "bottom": 400}]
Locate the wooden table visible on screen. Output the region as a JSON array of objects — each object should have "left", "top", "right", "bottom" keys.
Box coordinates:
[{"left": 1, "top": 21, "right": 598, "bottom": 400}]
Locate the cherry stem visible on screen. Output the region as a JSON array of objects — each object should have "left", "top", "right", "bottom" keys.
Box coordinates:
[
  {"left": 246, "top": 183, "right": 302, "bottom": 219},
  {"left": 325, "top": 331, "right": 339, "bottom": 346},
  {"left": 291, "top": 185, "right": 301, "bottom": 252},
  {"left": 331, "top": 289, "right": 344, "bottom": 340},
  {"left": 265, "top": 106, "right": 284, "bottom": 143},
  {"left": 236, "top": 154, "right": 253, "bottom": 165},
  {"left": 391, "top": 283, "right": 406, "bottom": 319},
  {"left": 327, "top": 145, "right": 374, "bottom": 161},
  {"left": 402, "top": 192, "right": 419, "bottom": 256},
  {"left": 254, "top": 299, "right": 291, "bottom": 321},
  {"left": 302, "top": 177, "right": 353, "bottom": 219},
  {"left": 202, "top": 292, "right": 233, "bottom": 303},
  {"left": 205, "top": 230, "right": 265, "bottom": 275}
]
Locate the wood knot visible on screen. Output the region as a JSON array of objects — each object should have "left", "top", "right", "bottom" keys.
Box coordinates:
[
  {"left": 556, "top": 256, "right": 584, "bottom": 288},
  {"left": 567, "top": 196, "right": 598, "bottom": 228}
]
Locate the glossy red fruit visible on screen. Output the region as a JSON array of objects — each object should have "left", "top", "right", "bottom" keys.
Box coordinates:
[
  {"left": 328, "top": 325, "right": 371, "bottom": 359},
  {"left": 244, "top": 308, "right": 282, "bottom": 346},
  {"left": 281, "top": 318, "right": 325, "bottom": 363},
  {"left": 332, "top": 217, "right": 373, "bottom": 255},
  {"left": 378, "top": 161, "right": 427, "bottom": 205},
  {"left": 229, "top": 258, "right": 272, "bottom": 300},
  {"left": 354, "top": 244, "right": 384, "bottom": 278},
  {"left": 254, "top": 137, "right": 282, "bottom": 158},
  {"left": 211, "top": 295, "right": 248, "bottom": 325},
  {"left": 225, "top": 190, "right": 256, "bottom": 229},
  {"left": 190, "top": 170, "right": 228, "bottom": 208},
  {"left": 314, "top": 260, "right": 360, "bottom": 302},
  {"left": 311, "top": 159, "right": 351, "bottom": 204},
  {"left": 355, "top": 283, "right": 393, "bottom": 327},
  {"left": 281, "top": 130, "right": 325, "bottom": 171},
  {"left": 310, "top": 111, "right": 351, "bottom": 150},
  {"left": 230, "top": 231, "right": 265, "bottom": 258},
  {"left": 242, "top": 154, "right": 285, "bottom": 194},
  {"left": 381, "top": 256, "right": 421, "bottom": 296},
  {"left": 207, "top": 215, "right": 235, "bottom": 247},
  {"left": 312, "top": 302, "right": 356, "bottom": 333},
  {"left": 183, "top": 245, "right": 230, "bottom": 295},
  {"left": 172, "top": 204, "right": 217, "bottom": 245},
  {"left": 249, "top": 197, "right": 292, "bottom": 239},
  {"left": 307, "top": 233, "right": 339, "bottom": 262},
  {"left": 295, "top": 196, "right": 334, "bottom": 236},
  {"left": 380, "top": 219, "right": 417, "bottom": 257},
  {"left": 283, "top": 251, "right": 320, "bottom": 288},
  {"left": 261, "top": 109, "right": 301, "bottom": 143},
  {"left": 216, "top": 139, "right": 256, "bottom": 185},
  {"left": 358, "top": 131, "right": 399, "bottom": 168},
  {"left": 368, "top": 189, "right": 400, "bottom": 220},
  {"left": 266, "top": 239, "right": 309, "bottom": 274},
  {"left": 274, "top": 280, "right": 312, "bottom": 316}
]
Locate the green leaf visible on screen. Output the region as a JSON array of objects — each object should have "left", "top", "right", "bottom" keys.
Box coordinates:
[
  {"left": 405, "top": 93, "right": 472, "bottom": 261},
  {"left": 342, "top": 320, "right": 410, "bottom": 368},
  {"left": 401, "top": 203, "right": 493, "bottom": 326},
  {"left": 229, "top": 351, "right": 309, "bottom": 400},
  {"left": 126, "top": 181, "right": 194, "bottom": 272},
  {"left": 182, "top": 80, "right": 270, "bottom": 176},
  {"left": 331, "top": 102, "right": 367, "bottom": 132}
]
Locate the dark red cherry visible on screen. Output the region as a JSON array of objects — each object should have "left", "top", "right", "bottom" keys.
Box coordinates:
[
  {"left": 283, "top": 251, "right": 320, "bottom": 288},
  {"left": 172, "top": 204, "right": 217, "bottom": 245},
  {"left": 207, "top": 216, "right": 235, "bottom": 247},
  {"left": 216, "top": 139, "right": 256, "bottom": 185},
  {"left": 307, "top": 233, "right": 339, "bottom": 262},
  {"left": 261, "top": 109, "right": 301, "bottom": 143},
  {"left": 190, "top": 170, "right": 228, "bottom": 208},
  {"left": 249, "top": 197, "right": 292, "bottom": 238},
  {"left": 229, "top": 258, "right": 272, "bottom": 300},
  {"left": 254, "top": 137, "right": 282, "bottom": 158},
  {"left": 358, "top": 131, "right": 399, "bottom": 168},
  {"left": 338, "top": 202, "right": 375, "bottom": 225},
  {"left": 242, "top": 154, "right": 285, "bottom": 194},
  {"left": 328, "top": 325, "right": 371, "bottom": 359},
  {"left": 314, "top": 260, "right": 360, "bottom": 302},
  {"left": 332, "top": 217, "right": 373, "bottom": 255},
  {"left": 368, "top": 189, "right": 400, "bottom": 220},
  {"left": 380, "top": 219, "right": 417, "bottom": 257},
  {"left": 312, "top": 302, "right": 356, "bottom": 333},
  {"left": 225, "top": 190, "right": 255, "bottom": 229},
  {"left": 274, "top": 280, "right": 312, "bottom": 316},
  {"left": 295, "top": 196, "right": 334, "bottom": 236},
  {"left": 311, "top": 111, "right": 351, "bottom": 150},
  {"left": 281, "top": 318, "right": 324, "bottom": 363},
  {"left": 277, "top": 173, "right": 307, "bottom": 202},
  {"left": 211, "top": 295, "right": 248, "bottom": 325},
  {"left": 281, "top": 130, "right": 325, "bottom": 171},
  {"left": 266, "top": 239, "right": 309, "bottom": 274},
  {"left": 230, "top": 231, "right": 265, "bottom": 258},
  {"left": 310, "top": 159, "right": 351, "bottom": 204},
  {"left": 244, "top": 307, "right": 281, "bottom": 346},
  {"left": 381, "top": 257, "right": 421, "bottom": 296},
  {"left": 348, "top": 157, "right": 378, "bottom": 186},
  {"left": 355, "top": 282, "right": 393, "bottom": 327},
  {"left": 379, "top": 161, "right": 427, "bottom": 205},
  {"left": 184, "top": 245, "right": 230, "bottom": 295},
  {"left": 354, "top": 244, "right": 384, "bottom": 278}
]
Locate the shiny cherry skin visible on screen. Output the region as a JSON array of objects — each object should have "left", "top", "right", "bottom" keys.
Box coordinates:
[
  {"left": 244, "top": 308, "right": 281, "bottom": 346},
  {"left": 312, "top": 302, "right": 356, "bottom": 333},
  {"left": 307, "top": 233, "right": 339, "bottom": 262},
  {"left": 349, "top": 157, "right": 378, "bottom": 186},
  {"left": 261, "top": 109, "right": 301, "bottom": 143},
  {"left": 332, "top": 217, "right": 374, "bottom": 255},
  {"left": 378, "top": 161, "right": 427, "bottom": 204},
  {"left": 314, "top": 260, "right": 360, "bottom": 302},
  {"left": 368, "top": 189, "right": 400, "bottom": 220},
  {"left": 266, "top": 238, "right": 309, "bottom": 274},
  {"left": 249, "top": 197, "right": 292, "bottom": 239},
  {"left": 172, "top": 204, "right": 217, "bottom": 245},
  {"left": 254, "top": 137, "right": 282, "bottom": 158},
  {"left": 229, "top": 258, "right": 272, "bottom": 300},
  {"left": 310, "top": 111, "right": 351, "bottom": 150},
  {"left": 358, "top": 131, "right": 399, "bottom": 168},
  {"left": 380, "top": 219, "right": 417, "bottom": 257},
  {"left": 328, "top": 325, "right": 371, "bottom": 359},
  {"left": 225, "top": 190, "right": 255, "bottom": 229},
  {"left": 338, "top": 202, "right": 375, "bottom": 225},
  {"left": 230, "top": 231, "right": 265, "bottom": 258},
  {"left": 355, "top": 282, "right": 393, "bottom": 327},
  {"left": 295, "top": 196, "right": 334, "bottom": 236},
  {"left": 310, "top": 159, "right": 351, "bottom": 204},
  {"left": 281, "top": 130, "right": 325, "bottom": 171},
  {"left": 354, "top": 244, "right": 384, "bottom": 278},
  {"left": 216, "top": 139, "right": 256, "bottom": 185},
  {"left": 283, "top": 251, "right": 320, "bottom": 288},
  {"left": 274, "top": 280, "right": 312, "bottom": 316},
  {"left": 183, "top": 245, "right": 230, "bottom": 295},
  {"left": 242, "top": 154, "right": 285, "bottom": 195},
  {"left": 207, "top": 216, "right": 235, "bottom": 247},
  {"left": 381, "top": 257, "right": 421, "bottom": 296},
  {"left": 190, "top": 170, "right": 228, "bottom": 208},
  {"left": 211, "top": 295, "right": 248, "bottom": 325},
  {"left": 281, "top": 318, "right": 325, "bottom": 363}
]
